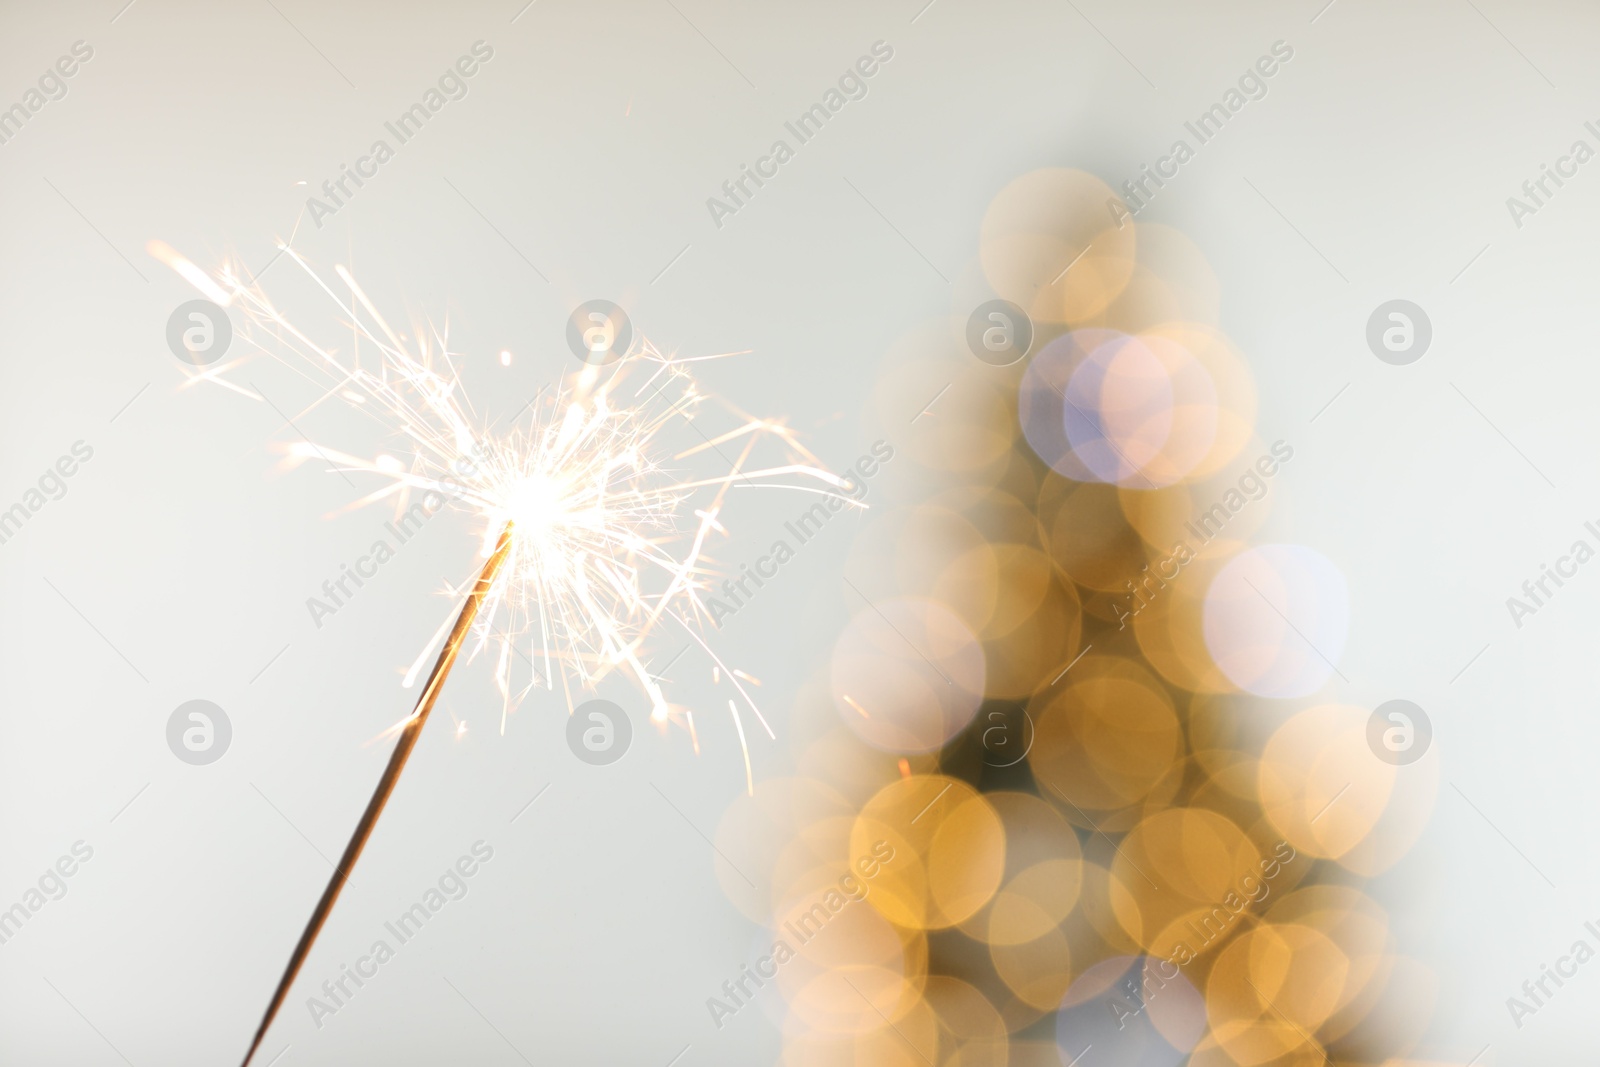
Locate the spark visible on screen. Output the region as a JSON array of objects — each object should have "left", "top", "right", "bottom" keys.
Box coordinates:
[
  {"left": 157, "top": 243, "right": 852, "bottom": 746},
  {"left": 147, "top": 239, "right": 231, "bottom": 305},
  {"left": 729, "top": 699, "right": 752, "bottom": 797}
]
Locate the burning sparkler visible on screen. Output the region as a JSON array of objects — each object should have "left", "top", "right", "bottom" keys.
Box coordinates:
[{"left": 148, "top": 241, "right": 853, "bottom": 1064}]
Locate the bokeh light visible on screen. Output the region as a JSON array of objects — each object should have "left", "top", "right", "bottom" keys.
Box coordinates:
[
  {"left": 1203, "top": 544, "right": 1349, "bottom": 698},
  {"left": 699, "top": 166, "right": 1425, "bottom": 1065}
]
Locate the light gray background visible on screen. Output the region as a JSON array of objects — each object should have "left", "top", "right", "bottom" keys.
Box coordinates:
[{"left": 1, "top": 0, "right": 1596, "bottom": 1063}]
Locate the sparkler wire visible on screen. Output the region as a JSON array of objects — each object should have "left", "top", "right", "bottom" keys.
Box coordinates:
[{"left": 238, "top": 523, "right": 515, "bottom": 1067}]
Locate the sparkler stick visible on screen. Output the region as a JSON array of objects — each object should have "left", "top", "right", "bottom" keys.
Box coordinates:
[
  {"left": 147, "top": 243, "right": 863, "bottom": 1062},
  {"left": 237, "top": 524, "right": 514, "bottom": 1067}
]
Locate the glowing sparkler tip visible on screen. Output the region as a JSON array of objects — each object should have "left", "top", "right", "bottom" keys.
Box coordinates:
[{"left": 152, "top": 243, "right": 854, "bottom": 772}]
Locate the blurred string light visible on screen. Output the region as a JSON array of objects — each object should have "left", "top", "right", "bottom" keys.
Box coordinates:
[{"left": 702, "top": 168, "right": 1439, "bottom": 1065}]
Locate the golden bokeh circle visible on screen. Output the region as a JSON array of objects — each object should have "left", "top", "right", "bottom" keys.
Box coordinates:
[
  {"left": 714, "top": 777, "right": 855, "bottom": 922},
  {"left": 1108, "top": 807, "right": 1262, "bottom": 958},
  {"left": 1029, "top": 656, "right": 1183, "bottom": 815},
  {"left": 979, "top": 168, "right": 1138, "bottom": 325},
  {"left": 1205, "top": 922, "right": 1349, "bottom": 1065},
  {"left": 1259, "top": 704, "right": 1396, "bottom": 865},
  {"left": 958, "top": 792, "right": 1084, "bottom": 945},
  {"left": 851, "top": 775, "right": 1006, "bottom": 930}
]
